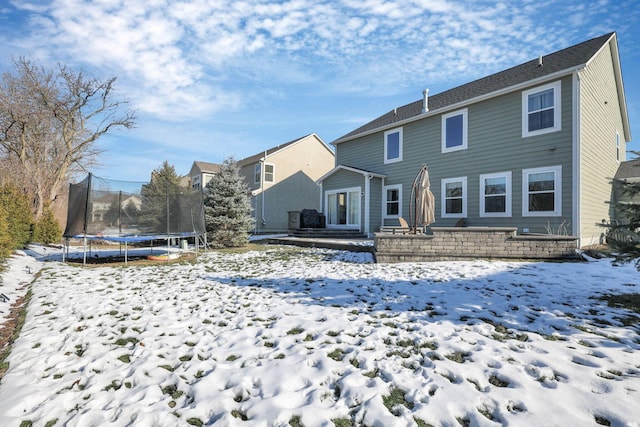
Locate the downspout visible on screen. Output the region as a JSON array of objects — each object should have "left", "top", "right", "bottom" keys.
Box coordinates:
[
  {"left": 364, "top": 174, "right": 372, "bottom": 237},
  {"left": 260, "top": 150, "right": 267, "bottom": 227},
  {"left": 572, "top": 71, "right": 581, "bottom": 247}
]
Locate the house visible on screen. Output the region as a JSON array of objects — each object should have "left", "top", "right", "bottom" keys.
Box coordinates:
[
  {"left": 318, "top": 32, "right": 631, "bottom": 248},
  {"left": 612, "top": 158, "right": 640, "bottom": 226},
  {"left": 238, "top": 133, "right": 335, "bottom": 234},
  {"left": 188, "top": 161, "right": 221, "bottom": 190}
]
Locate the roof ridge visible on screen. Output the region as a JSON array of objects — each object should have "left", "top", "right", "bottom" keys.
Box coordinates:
[{"left": 335, "top": 32, "right": 615, "bottom": 143}]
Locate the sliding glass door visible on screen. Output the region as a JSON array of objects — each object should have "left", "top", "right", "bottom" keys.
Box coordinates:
[{"left": 326, "top": 188, "right": 360, "bottom": 227}]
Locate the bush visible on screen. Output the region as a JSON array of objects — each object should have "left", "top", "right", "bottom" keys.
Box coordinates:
[
  {"left": 32, "top": 206, "right": 61, "bottom": 245},
  {"left": 0, "top": 184, "right": 33, "bottom": 257}
]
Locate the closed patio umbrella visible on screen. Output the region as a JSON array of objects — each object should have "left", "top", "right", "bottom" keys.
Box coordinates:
[{"left": 412, "top": 165, "right": 435, "bottom": 231}]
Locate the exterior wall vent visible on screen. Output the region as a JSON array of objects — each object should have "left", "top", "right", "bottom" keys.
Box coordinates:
[{"left": 422, "top": 88, "right": 429, "bottom": 113}]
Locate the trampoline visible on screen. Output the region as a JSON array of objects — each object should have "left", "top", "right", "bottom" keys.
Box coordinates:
[{"left": 63, "top": 174, "right": 206, "bottom": 264}]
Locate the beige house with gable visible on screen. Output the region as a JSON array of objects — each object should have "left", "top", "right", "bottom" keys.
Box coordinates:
[{"left": 238, "top": 133, "right": 335, "bottom": 233}]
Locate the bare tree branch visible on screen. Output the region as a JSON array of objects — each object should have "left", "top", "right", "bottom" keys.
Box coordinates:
[{"left": 0, "top": 57, "right": 136, "bottom": 218}]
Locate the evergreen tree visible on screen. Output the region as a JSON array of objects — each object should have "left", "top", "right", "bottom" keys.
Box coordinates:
[
  {"left": 609, "top": 152, "right": 640, "bottom": 267},
  {"left": 0, "top": 182, "right": 34, "bottom": 257},
  {"left": 204, "top": 157, "right": 253, "bottom": 248},
  {"left": 32, "top": 206, "right": 62, "bottom": 244},
  {"left": 139, "top": 161, "right": 182, "bottom": 233}
]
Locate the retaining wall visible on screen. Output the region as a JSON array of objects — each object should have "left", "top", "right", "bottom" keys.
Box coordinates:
[{"left": 374, "top": 227, "right": 579, "bottom": 263}]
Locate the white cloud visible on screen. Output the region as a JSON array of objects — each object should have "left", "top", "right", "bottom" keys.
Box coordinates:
[{"left": 6, "top": 0, "right": 634, "bottom": 123}]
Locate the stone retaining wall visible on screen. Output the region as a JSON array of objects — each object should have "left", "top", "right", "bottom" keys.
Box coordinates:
[{"left": 374, "top": 227, "right": 579, "bottom": 263}]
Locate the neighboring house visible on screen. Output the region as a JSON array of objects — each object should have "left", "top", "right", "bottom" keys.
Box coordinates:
[
  {"left": 238, "top": 133, "right": 335, "bottom": 233},
  {"left": 612, "top": 158, "right": 640, "bottom": 225},
  {"left": 318, "top": 32, "right": 631, "bottom": 247},
  {"left": 188, "top": 161, "right": 221, "bottom": 190}
]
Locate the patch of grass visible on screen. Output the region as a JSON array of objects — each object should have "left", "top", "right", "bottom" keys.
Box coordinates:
[
  {"left": 186, "top": 418, "right": 203, "bottom": 426},
  {"left": 382, "top": 386, "right": 414, "bottom": 415},
  {"left": 231, "top": 409, "right": 248, "bottom": 421},
  {"left": 161, "top": 384, "right": 183, "bottom": 399},
  {"left": 289, "top": 415, "right": 304, "bottom": 427},
  {"left": 595, "top": 415, "right": 611, "bottom": 426},
  {"left": 158, "top": 364, "right": 176, "bottom": 372},
  {"left": 413, "top": 417, "right": 434, "bottom": 427},
  {"left": 263, "top": 341, "right": 276, "bottom": 348},
  {"left": 44, "top": 420, "right": 58, "bottom": 427},
  {"left": 104, "top": 380, "right": 122, "bottom": 391},
  {"left": 445, "top": 351, "right": 471, "bottom": 364},
  {"left": 226, "top": 354, "right": 240, "bottom": 362},
  {"left": 488, "top": 375, "right": 510, "bottom": 387},
  {"left": 287, "top": 327, "right": 305, "bottom": 335},
  {"left": 303, "top": 334, "right": 314, "bottom": 342},
  {"left": 274, "top": 353, "right": 285, "bottom": 359},
  {"left": 179, "top": 355, "right": 193, "bottom": 362},
  {"left": 19, "top": 421, "right": 33, "bottom": 427},
  {"left": 362, "top": 368, "right": 378, "bottom": 378},
  {"left": 328, "top": 348, "right": 344, "bottom": 361},
  {"left": 456, "top": 417, "right": 470, "bottom": 427},
  {"left": 326, "top": 330, "right": 341, "bottom": 337},
  {"left": 332, "top": 418, "right": 353, "bottom": 427},
  {"left": 117, "top": 354, "right": 131, "bottom": 363},
  {"left": 477, "top": 405, "right": 495, "bottom": 421},
  {"left": 599, "top": 293, "right": 640, "bottom": 313},
  {"left": 114, "top": 337, "right": 139, "bottom": 346}
]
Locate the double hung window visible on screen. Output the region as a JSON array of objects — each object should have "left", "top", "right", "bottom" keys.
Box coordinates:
[
  {"left": 480, "top": 172, "right": 512, "bottom": 217},
  {"left": 522, "top": 81, "right": 561, "bottom": 137},
  {"left": 383, "top": 185, "right": 402, "bottom": 218},
  {"left": 441, "top": 177, "right": 467, "bottom": 218},
  {"left": 522, "top": 166, "right": 562, "bottom": 216}
]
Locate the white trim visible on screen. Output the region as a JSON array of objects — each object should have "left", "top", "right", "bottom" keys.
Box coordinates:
[
  {"left": 441, "top": 176, "right": 467, "bottom": 218},
  {"left": 615, "top": 132, "right": 621, "bottom": 163},
  {"left": 316, "top": 165, "right": 386, "bottom": 184},
  {"left": 522, "top": 80, "right": 562, "bottom": 138},
  {"left": 479, "top": 172, "right": 512, "bottom": 217},
  {"left": 441, "top": 108, "right": 468, "bottom": 153},
  {"left": 572, "top": 72, "right": 581, "bottom": 241},
  {"left": 364, "top": 176, "right": 371, "bottom": 237},
  {"left": 324, "top": 186, "right": 362, "bottom": 228},
  {"left": 522, "top": 165, "right": 562, "bottom": 217},
  {"left": 383, "top": 184, "right": 403, "bottom": 219},
  {"left": 254, "top": 163, "right": 261, "bottom": 185},
  {"left": 263, "top": 162, "right": 275, "bottom": 183},
  {"left": 384, "top": 127, "right": 403, "bottom": 164}
]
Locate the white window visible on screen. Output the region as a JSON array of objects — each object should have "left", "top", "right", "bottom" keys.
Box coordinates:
[
  {"left": 441, "top": 177, "right": 467, "bottom": 218},
  {"left": 615, "top": 132, "right": 620, "bottom": 162},
  {"left": 383, "top": 184, "right": 402, "bottom": 218},
  {"left": 480, "top": 172, "right": 512, "bottom": 217},
  {"left": 264, "top": 163, "right": 275, "bottom": 183},
  {"left": 522, "top": 166, "right": 562, "bottom": 216},
  {"left": 254, "top": 163, "right": 261, "bottom": 184},
  {"left": 326, "top": 188, "right": 361, "bottom": 227},
  {"left": 384, "top": 128, "right": 403, "bottom": 164},
  {"left": 522, "top": 81, "right": 561, "bottom": 137},
  {"left": 441, "top": 109, "right": 468, "bottom": 153}
]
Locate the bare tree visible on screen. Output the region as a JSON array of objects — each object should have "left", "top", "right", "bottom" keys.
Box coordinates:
[{"left": 0, "top": 57, "right": 136, "bottom": 218}]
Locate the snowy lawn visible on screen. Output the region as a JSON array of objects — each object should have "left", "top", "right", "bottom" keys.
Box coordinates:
[{"left": 0, "top": 245, "right": 639, "bottom": 427}]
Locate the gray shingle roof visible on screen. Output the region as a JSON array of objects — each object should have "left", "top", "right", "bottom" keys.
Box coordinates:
[
  {"left": 335, "top": 32, "right": 615, "bottom": 143},
  {"left": 615, "top": 158, "right": 640, "bottom": 180}
]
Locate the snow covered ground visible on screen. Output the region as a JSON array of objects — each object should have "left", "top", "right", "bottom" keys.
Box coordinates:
[{"left": 0, "top": 245, "right": 639, "bottom": 426}]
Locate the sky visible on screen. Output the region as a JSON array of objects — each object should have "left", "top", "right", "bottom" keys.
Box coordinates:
[
  {"left": 1, "top": 245, "right": 639, "bottom": 425},
  {"left": 0, "top": 0, "right": 639, "bottom": 182}
]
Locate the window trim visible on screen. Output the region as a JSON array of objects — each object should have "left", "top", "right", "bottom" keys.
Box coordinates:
[
  {"left": 383, "top": 184, "right": 402, "bottom": 219},
  {"left": 441, "top": 108, "right": 468, "bottom": 153},
  {"left": 254, "top": 163, "right": 261, "bottom": 185},
  {"left": 325, "top": 186, "right": 361, "bottom": 228},
  {"left": 522, "top": 81, "right": 561, "bottom": 138},
  {"left": 264, "top": 163, "right": 275, "bottom": 183},
  {"left": 522, "top": 165, "right": 562, "bottom": 217},
  {"left": 479, "top": 171, "right": 512, "bottom": 218},
  {"left": 615, "top": 132, "right": 620, "bottom": 163},
  {"left": 441, "top": 176, "right": 467, "bottom": 218},
  {"left": 384, "top": 127, "right": 403, "bottom": 164}
]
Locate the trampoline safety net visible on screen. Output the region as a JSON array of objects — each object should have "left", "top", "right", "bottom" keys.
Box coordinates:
[{"left": 63, "top": 173, "right": 205, "bottom": 240}]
